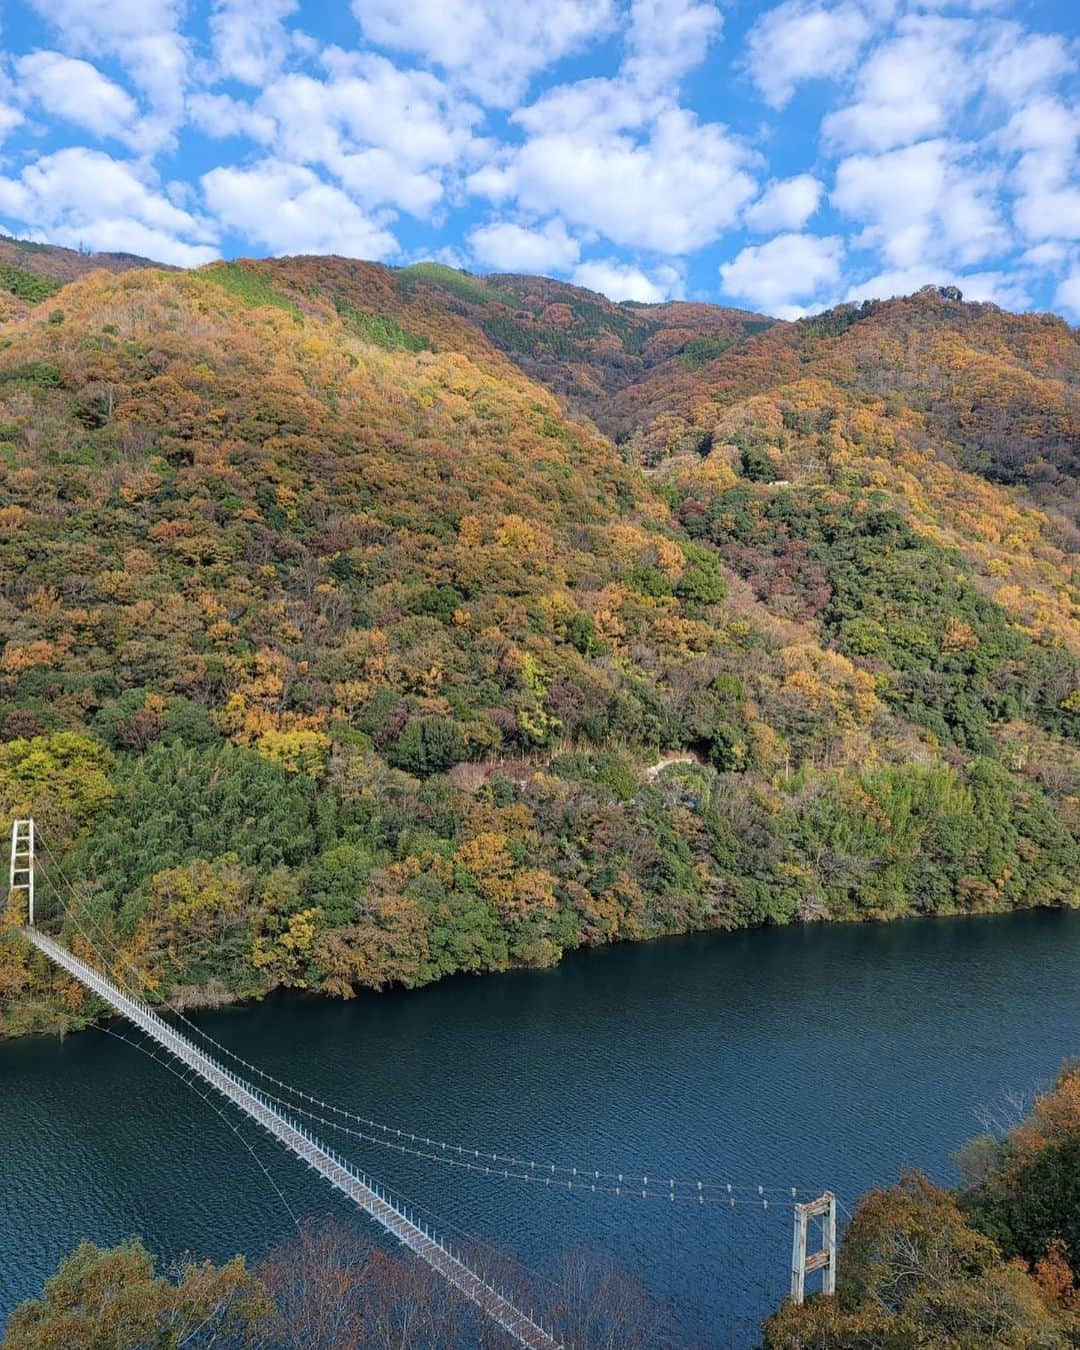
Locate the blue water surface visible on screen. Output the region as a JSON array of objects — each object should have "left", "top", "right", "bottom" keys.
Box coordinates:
[{"left": 1, "top": 907, "right": 1078, "bottom": 1346}]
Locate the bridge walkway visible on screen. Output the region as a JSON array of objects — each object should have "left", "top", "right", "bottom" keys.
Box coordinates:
[{"left": 22, "top": 926, "right": 559, "bottom": 1350}]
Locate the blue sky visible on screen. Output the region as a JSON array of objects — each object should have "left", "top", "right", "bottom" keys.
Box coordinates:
[{"left": 0, "top": 0, "right": 1076, "bottom": 319}]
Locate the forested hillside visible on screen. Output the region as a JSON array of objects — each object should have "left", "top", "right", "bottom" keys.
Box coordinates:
[
  {"left": 0, "top": 249, "right": 1076, "bottom": 1035},
  {"left": 0, "top": 236, "right": 163, "bottom": 328}
]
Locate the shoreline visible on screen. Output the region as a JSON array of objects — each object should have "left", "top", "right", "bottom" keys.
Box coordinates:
[{"left": 4, "top": 893, "right": 1076, "bottom": 1045}]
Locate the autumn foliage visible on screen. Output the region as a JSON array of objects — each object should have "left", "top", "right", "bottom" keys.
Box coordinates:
[
  {"left": 0, "top": 251, "right": 1075, "bottom": 1035},
  {"left": 764, "top": 1063, "right": 1080, "bottom": 1348}
]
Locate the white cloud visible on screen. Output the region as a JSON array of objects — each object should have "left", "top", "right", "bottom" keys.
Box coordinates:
[
  {"left": 834, "top": 143, "right": 948, "bottom": 250},
  {"left": 833, "top": 139, "right": 1007, "bottom": 268},
  {"left": 744, "top": 174, "right": 823, "bottom": 231},
  {"left": 210, "top": 0, "right": 299, "bottom": 86},
  {"left": 468, "top": 218, "right": 581, "bottom": 272},
  {"left": 938, "top": 270, "right": 1031, "bottom": 308},
  {"left": 201, "top": 159, "right": 397, "bottom": 259},
  {"left": 984, "top": 28, "right": 1074, "bottom": 104},
  {"left": 508, "top": 0, "right": 723, "bottom": 157},
  {"left": 416, "top": 243, "right": 469, "bottom": 270},
  {"left": 624, "top": 0, "right": 723, "bottom": 92},
  {"left": 470, "top": 108, "right": 758, "bottom": 254},
  {"left": 844, "top": 266, "right": 1031, "bottom": 310},
  {"left": 572, "top": 258, "right": 682, "bottom": 302},
  {"left": 25, "top": 0, "right": 180, "bottom": 48},
  {"left": 231, "top": 54, "right": 483, "bottom": 216},
  {"left": 0, "top": 0, "right": 1073, "bottom": 320},
  {"left": 1016, "top": 181, "right": 1080, "bottom": 243},
  {"left": 823, "top": 99, "right": 943, "bottom": 155},
  {"left": 719, "top": 232, "right": 844, "bottom": 314},
  {"left": 1003, "top": 97, "right": 1078, "bottom": 159},
  {"left": 26, "top": 0, "right": 188, "bottom": 149},
  {"left": 0, "top": 103, "right": 22, "bottom": 145},
  {"left": 352, "top": 0, "right": 616, "bottom": 107},
  {"left": 1002, "top": 98, "right": 1080, "bottom": 243},
  {"left": 822, "top": 18, "right": 1077, "bottom": 156},
  {"left": 281, "top": 52, "right": 478, "bottom": 168},
  {"left": 0, "top": 146, "right": 217, "bottom": 265},
  {"left": 188, "top": 92, "right": 277, "bottom": 143},
  {"left": 16, "top": 52, "right": 140, "bottom": 148},
  {"left": 1021, "top": 241, "right": 1068, "bottom": 268},
  {"left": 745, "top": 1, "right": 871, "bottom": 109},
  {"left": 821, "top": 16, "right": 976, "bottom": 153},
  {"left": 515, "top": 78, "right": 659, "bottom": 138},
  {"left": 332, "top": 151, "right": 445, "bottom": 217},
  {"left": 1055, "top": 267, "right": 1080, "bottom": 319}
]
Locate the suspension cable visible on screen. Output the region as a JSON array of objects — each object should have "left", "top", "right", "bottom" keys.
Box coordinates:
[
  {"left": 95, "top": 1027, "right": 564, "bottom": 1334},
  {"left": 31, "top": 834, "right": 817, "bottom": 1203},
  {"left": 98, "top": 1022, "right": 302, "bottom": 1233},
  {"left": 103, "top": 1021, "right": 566, "bottom": 1293},
  {"left": 87, "top": 1023, "right": 793, "bottom": 1211},
  {"left": 26, "top": 854, "right": 565, "bottom": 1341}
]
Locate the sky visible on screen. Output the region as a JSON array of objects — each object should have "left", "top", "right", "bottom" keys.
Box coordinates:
[{"left": 0, "top": 0, "right": 1076, "bottom": 320}]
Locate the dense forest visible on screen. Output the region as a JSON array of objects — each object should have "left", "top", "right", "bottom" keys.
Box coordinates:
[
  {"left": 765, "top": 1061, "right": 1080, "bottom": 1347},
  {"left": 0, "top": 244, "right": 1076, "bottom": 1036}
]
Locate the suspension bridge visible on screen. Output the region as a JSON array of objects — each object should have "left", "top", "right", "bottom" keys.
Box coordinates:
[{"left": 7, "top": 818, "right": 837, "bottom": 1345}]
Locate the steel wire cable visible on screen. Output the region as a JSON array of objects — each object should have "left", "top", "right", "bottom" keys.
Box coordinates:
[
  {"left": 98, "top": 1022, "right": 303, "bottom": 1233},
  {"left": 24, "top": 869, "right": 564, "bottom": 1343},
  {"left": 90, "top": 1023, "right": 793, "bottom": 1210},
  {"left": 32, "top": 833, "right": 820, "bottom": 1203},
  {"left": 98, "top": 1022, "right": 566, "bottom": 1333},
  {"left": 103, "top": 1023, "right": 569, "bottom": 1296}
]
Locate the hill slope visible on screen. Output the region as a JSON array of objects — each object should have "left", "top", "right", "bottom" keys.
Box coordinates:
[{"left": 0, "top": 251, "right": 1076, "bottom": 1035}]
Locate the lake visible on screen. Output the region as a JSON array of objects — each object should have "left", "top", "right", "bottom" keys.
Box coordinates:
[{"left": 2, "top": 906, "right": 1078, "bottom": 1345}]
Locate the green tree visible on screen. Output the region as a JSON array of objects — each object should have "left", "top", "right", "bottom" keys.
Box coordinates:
[
  {"left": 3, "top": 1239, "right": 268, "bottom": 1349},
  {"left": 386, "top": 717, "right": 467, "bottom": 777}
]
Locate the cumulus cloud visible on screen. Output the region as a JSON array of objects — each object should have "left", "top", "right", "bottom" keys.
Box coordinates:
[
  {"left": 833, "top": 139, "right": 1007, "bottom": 268},
  {"left": 188, "top": 92, "right": 277, "bottom": 143},
  {"left": 0, "top": 146, "right": 217, "bottom": 265},
  {"left": 0, "top": 103, "right": 22, "bottom": 146},
  {"left": 514, "top": 78, "right": 659, "bottom": 138},
  {"left": 25, "top": 0, "right": 181, "bottom": 51},
  {"left": 1016, "top": 181, "right": 1080, "bottom": 243},
  {"left": 844, "top": 266, "right": 1032, "bottom": 310},
  {"left": 26, "top": 0, "right": 188, "bottom": 146},
  {"left": 719, "top": 232, "right": 844, "bottom": 316},
  {"left": 572, "top": 258, "right": 683, "bottom": 302},
  {"left": 203, "top": 54, "right": 485, "bottom": 217},
  {"left": 468, "top": 218, "right": 580, "bottom": 272},
  {"left": 1002, "top": 97, "right": 1080, "bottom": 242},
  {"left": 16, "top": 52, "right": 140, "bottom": 149},
  {"left": 284, "top": 51, "right": 479, "bottom": 169},
  {"left": 821, "top": 16, "right": 976, "bottom": 153},
  {"left": 0, "top": 0, "right": 1073, "bottom": 320},
  {"left": 201, "top": 159, "right": 397, "bottom": 258},
  {"left": 983, "top": 28, "right": 1074, "bottom": 103},
  {"left": 624, "top": 0, "right": 723, "bottom": 92},
  {"left": 745, "top": 0, "right": 871, "bottom": 109},
  {"left": 352, "top": 0, "right": 616, "bottom": 107},
  {"left": 1021, "top": 241, "right": 1069, "bottom": 268},
  {"left": 1055, "top": 266, "right": 1080, "bottom": 319},
  {"left": 822, "top": 18, "right": 1076, "bottom": 156},
  {"left": 209, "top": 0, "right": 300, "bottom": 86},
  {"left": 744, "top": 174, "right": 823, "bottom": 231},
  {"left": 470, "top": 108, "right": 757, "bottom": 254}
]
